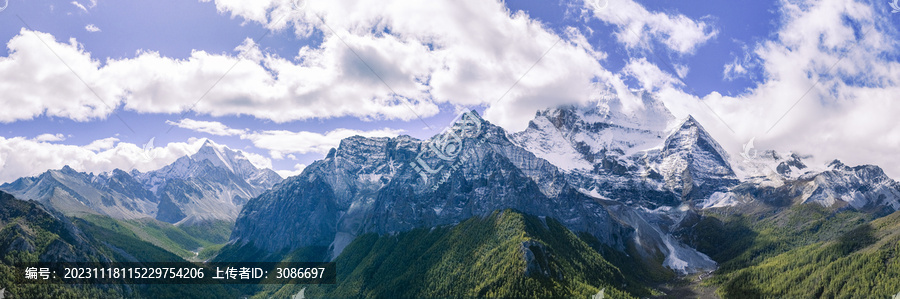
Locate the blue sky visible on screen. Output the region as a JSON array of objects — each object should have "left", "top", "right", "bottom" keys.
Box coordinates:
[{"left": 0, "top": 0, "right": 899, "bottom": 182}]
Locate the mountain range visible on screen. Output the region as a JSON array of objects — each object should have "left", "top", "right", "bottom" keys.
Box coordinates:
[
  {"left": 2, "top": 94, "right": 900, "bottom": 297},
  {"left": 222, "top": 93, "right": 900, "bottom": 278},
  {"left": 0, "top": 140, "right": 282, "bottom": 226}
]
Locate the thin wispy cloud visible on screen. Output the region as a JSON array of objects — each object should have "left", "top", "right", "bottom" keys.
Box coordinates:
[{"left": 71, "top": 1, "right": 87, "bottom": 12}]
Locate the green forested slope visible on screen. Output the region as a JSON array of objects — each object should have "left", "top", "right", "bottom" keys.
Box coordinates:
[
  {"left": 74, "top": 215, "right": 229, "bottom": 260},
  {"left": 689, "top": 203, "right": 900, "bottom": 298},
  {"left": 257, "top": 209, "right": 649, "bottom": 299},
  {"left": 689, "top": 204, "right": 872, "bottom": 273},
  {"left": 712, "top": 210, "right": 900, "bottom": 298},
  {"left": 0, "top": 191, "right": 121, "bottom": 298}
]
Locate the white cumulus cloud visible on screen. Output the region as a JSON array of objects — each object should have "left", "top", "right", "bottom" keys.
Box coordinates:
[
  {"left": 275, "top": 163, "right": 307, "bottom": 179},
  {"left": 0, "top": 29, "right": 121, "bottom": 122},
  {"left": 633, "top": 0, "right": 900, "bottom": 179},
  {"left": 0, "top": 0, "right": 627, "bottom": 132},
  {"left": 584, "top": 0, "right": 718, "bottom": 54},
  {"left": 84, "top": 137, "right": 119, "bottom": 152}
]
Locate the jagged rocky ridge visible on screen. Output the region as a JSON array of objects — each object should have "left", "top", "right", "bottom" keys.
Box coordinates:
[
  {"left": 229, "top": 110, "right": 717, "bottom": 274},
  {"left": 230, "top": 95, "right": 900, "bottom": 276},
  {"left": 710, "top": 157, "right": 900, "bottom": 215},
  {"left": 0, "top": 140, "right": 282, "bottom": 225},
  {"left": 510, "top": 96, "right": 738, "bottom": 207}
]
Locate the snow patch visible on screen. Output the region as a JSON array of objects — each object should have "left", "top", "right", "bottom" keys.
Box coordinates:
[{"left": 699, "top": 192, "right": 740, "bottom": 209}]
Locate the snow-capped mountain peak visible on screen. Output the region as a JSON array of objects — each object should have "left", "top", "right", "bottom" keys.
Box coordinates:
[
  {"left": 511, "top": 96, "right": 672, "bottom": 173},
  {"left": 144, "top": 139, "right": 278, "bottom": 185},
  {"left": 191, "top": 139, "right": 235, "bottom": 172},
  {"left": 512, "top": 101, "right": 738, "bottom": 204},
  {"left": 654, "top": 115, "right": 737, "bottom": 199},
  {"left": 660, "top": 115, "right": 732, "bottom": 168}
]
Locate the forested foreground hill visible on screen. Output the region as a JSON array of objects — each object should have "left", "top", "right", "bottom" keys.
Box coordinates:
[
  {"left": 0, "top": 190, "right": 117, "bottom": 298},
  {"left": 254, "top": 209, "right": 653, "bottom": 299},
  {"left": 686, "top": 204, "right": 900, "bottom": 298},
  {"left": 714, "top": 211, "right": 900, "bottom": 298}
]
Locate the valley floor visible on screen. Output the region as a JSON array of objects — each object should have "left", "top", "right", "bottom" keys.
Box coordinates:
[{"left": 652, "top": 273, "right": 720, "bottom": 299}]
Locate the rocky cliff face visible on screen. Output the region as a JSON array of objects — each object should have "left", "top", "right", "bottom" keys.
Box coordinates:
[
  {"left": 653, "top": 116, "right": 738, "bottom": 200},
  {"left": 230, "top": 124, "right": 632, "bottom": 253}
]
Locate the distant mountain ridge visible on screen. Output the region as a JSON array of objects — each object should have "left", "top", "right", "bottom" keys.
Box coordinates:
[{"left": 0, "top": 139, "right": 282, "bottom": 225}]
